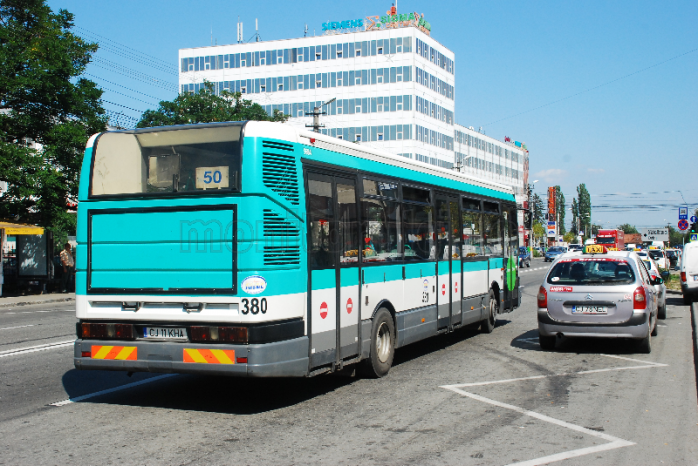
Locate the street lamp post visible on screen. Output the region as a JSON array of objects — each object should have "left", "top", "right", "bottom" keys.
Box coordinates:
[{"left": 306, "top": 97, "right": 336, "bottom": 133}]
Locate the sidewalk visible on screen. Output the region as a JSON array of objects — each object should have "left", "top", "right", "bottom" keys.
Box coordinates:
[{"left": 0, "top": 292, "right": 75, "bottom": 308}]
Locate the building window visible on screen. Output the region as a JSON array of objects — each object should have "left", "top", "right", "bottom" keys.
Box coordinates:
[
  {"left": 397, "top": 102, "right": 403, "bottom": 111},
  {"left": 316, "top": 52, "right": 321, "bottom": 60},
  {"left": 205, "top": 63, "right": 211, "bottom": 70},
  {"left": 356, "top": 49, "right": 361, "bottom": 57},
  {"left": 298, "top": 81, "right": 304, "bottom": 89},
  {"left": 377, "top": 75, "right": 383, "bottom": 84},
  {"left": 355, "top": 76, "right": 361, "bottom": 85},
  {"left": 260, "top": 84, "right": 266, "bottom": 92},
  {"left": 356, "top": 105, "right": 361, "bottom": 113},
  {"left": 337, "top": 49, "right": 343, "bottom": 58},
  {"left": 377, "top": 46, "right": 383, "bottom": 55},
  {"left": 241, "top": 60, "right": 246, "bottom": 67},
  {"left": 337, "top": 134, "right": 343, "bottom": 140},
  {"left": 278, "top": 83, "right": 283, "bottom": 91},
  {"left": 223, "top": 60, "right": 229, "bottom": 69},
  {"left": 260, "top": 57, "right": 266, "bottom": 65},
  {"left": 356, "top": 134, "right": 362, "bottom": 142},
  {"left": 188, "top": 64, "right": 194, "bottom": 71},
  {"left": 316, "top": 80, "right": 322, "bottom": 88},
  {"left": 241, "top": 86, "right": 246, "bottom": 94},
  {"left": 377, "top": 133, "right": 384, "bottom": 141},
  {"left": 297, "top": 109, "right": 303, "bottom": 117},
  {"left": 377, "top": 104, "right": 383, "bottom": 112}
]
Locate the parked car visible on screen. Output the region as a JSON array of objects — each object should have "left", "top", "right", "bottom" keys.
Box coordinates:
[
  {"left": 537, "top": 249, "right": 660, "bottom": 353},
  {"left": 640, "top": 256, "right": 668, "bottom": 319},
  {"left": 568, "top": 244, "right": 583, "bottom": 252},
  {"left": 680, "top": 242, "right": 698, "bottom": 304},
  {"left": 518, "top": 246, "right": 531, "bottom": 268},
  {"left": 544, "top": 246, "right": 567, "bottom": 262},
  {"left": 665, "top": 249, "right": 680, "bottom": 270}
]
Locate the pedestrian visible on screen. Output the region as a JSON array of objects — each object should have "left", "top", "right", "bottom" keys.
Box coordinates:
[{"left": 60, "top": 242, "right": 74, "bottom": 293}]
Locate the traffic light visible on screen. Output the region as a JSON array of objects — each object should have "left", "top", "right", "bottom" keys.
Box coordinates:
[{"left": 524, "top": 211, "right": 532, "bottom": 229}]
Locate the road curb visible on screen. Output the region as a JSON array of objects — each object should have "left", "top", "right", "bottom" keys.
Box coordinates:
[
  {"left": 689, "top": 303, "right": 698, "bottom": 404},
  {"left": 0, "top": 297, "right": 75, "bottom": 308},
  {"left": 666, "top": 289, "right": 681, "bottom": 295}
]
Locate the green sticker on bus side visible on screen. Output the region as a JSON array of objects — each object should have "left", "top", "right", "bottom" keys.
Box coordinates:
[{"left": 506, "top": 256, "right": 517, "bottom": 291}]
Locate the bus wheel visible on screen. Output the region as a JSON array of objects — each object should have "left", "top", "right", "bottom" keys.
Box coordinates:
[
  {"left": 481, "top": 290, "right": 498, "bottom": 334},
  {"left": 360, "top": 308, "right": 395, "bottom": 378}
]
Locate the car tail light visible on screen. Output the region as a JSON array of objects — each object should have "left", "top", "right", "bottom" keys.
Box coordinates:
[
  {"left": 537, "top": 286, "right": 547, "bottom": 308},
  {"left": 633, "top": 286, "right": 646, "bottom": 310},
  {"left": 681, "top": 272, "right": 686, "bottom": 282},
  {"left": 81, "top": 323, "right": 134, "bottom": 340},
  {"left": 190, "top": 326, "right": 248, "bottom": 344}
]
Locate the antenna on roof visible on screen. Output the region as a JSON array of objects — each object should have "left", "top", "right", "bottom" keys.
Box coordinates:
[
  {"left": 304, "top": 24, "right": 308, "bottom": 37},
  {"left": 248, "top": 18, "right": 261, "bottom": 42},
  {"left": 237, "top": 17, "right": 243, "bottom": 44}
]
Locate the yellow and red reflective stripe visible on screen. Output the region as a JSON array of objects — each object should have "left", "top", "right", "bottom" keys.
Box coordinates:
[
  {"left": 183, "top": 348, "right": 235, "bottom": 364},
  {"left": 91, "top": 345, "right": 137, "bottom": 360}
]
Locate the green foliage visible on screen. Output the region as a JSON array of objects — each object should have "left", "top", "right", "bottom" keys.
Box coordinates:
[
  {"left": 617, "top": 223, "right": 638, "bottom": 234},
  {"left": 531, "top": 193, "right": 544, "bottom": 226},
  {"left": 0, "top": 0, "right": 106, "bottom": 235},
  {"left": 136, "top": 82, "right": 289, "bottom": 128},
  {"left": 666, "top": 224, "right": 685, "bottom": 246},
  {"left": 563, "top": 231, "right": 575, "bottom": 243},
  {"left": 576, "top": 183, "right": 591, "bottom": 240},
  {"left": 555, "top": 185, "right": 565, "bottom": 235},
  {"left": 571, "top": 198, "right": 579, "bottom": 234},
  {"left": 532, "top": 222, "right": 545, "bottom": 239}
]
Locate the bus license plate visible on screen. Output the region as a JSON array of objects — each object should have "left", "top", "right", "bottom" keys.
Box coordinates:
[
  {"left": 143, "top": 327, "right": 188, "bottom": 339},
  {"left": 572, "top": 305, "right": 607, "bottom": 314}
]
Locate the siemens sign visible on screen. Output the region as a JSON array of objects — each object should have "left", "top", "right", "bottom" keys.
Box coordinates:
[{"left": 322, "top": 19, "right": 364, "bottom": 32}]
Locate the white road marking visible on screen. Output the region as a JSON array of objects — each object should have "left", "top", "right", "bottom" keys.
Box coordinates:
[
  {"left": 0, "top": 340, "right": 74, "bottom": 358},
  {"left": 442, "top": 351, "right": 666, "bottom": 465},
  {"left": 50, "top": 374, "right": 177, "bottom": 406},
  {"left": 0, "top": 324, "right": 34, "bottom": 331}
]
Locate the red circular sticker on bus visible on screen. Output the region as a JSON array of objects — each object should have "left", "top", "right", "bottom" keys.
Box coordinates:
[
  {"left": 455, "top": 282, "right": 458, "bottom": 293},
  {"left": 320, "top": 302, "right": 328, "bottom": 319},
  {"left": 346, "top": 298, "right": 353, "bottom": 314},
  {"left": 442, "top": 283, "right": 446, "bottom": 296}
]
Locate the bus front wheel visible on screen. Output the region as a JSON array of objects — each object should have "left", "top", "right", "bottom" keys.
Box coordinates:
[{"left": 360, "top": 308, "right": 395, "bottom": 378}]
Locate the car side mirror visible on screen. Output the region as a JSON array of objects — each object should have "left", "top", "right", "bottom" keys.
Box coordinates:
[
  {"left": 660, "top": 271, "right": 670, "bottom": 278},
  {"left": 651, "top": 277, "right": 663, "bottom": 285}
]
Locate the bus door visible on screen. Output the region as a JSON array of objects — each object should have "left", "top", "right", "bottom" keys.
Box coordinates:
[
  {"left": 502, "top": 208, "right": 519, "bottom": 312},
  {"left": 435, "top": 194, "right": 462, "bottom": 330},
  {"left": 306, "top": 172, "right": 360, "bottom": 370}
]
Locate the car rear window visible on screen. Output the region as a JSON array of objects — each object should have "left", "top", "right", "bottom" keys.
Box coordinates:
[
  {"left": 648, "top": 250, "right": 663, "bottom": 260},
  {"left": 547, "top": 259, "right": 636, "bottom": 286}
]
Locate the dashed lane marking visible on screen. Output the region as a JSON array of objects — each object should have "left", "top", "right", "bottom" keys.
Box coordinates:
[
  {"left": 0, "top": 324, "right": 34, "bottom": 331},
  {"left": 50, "top": 374, "right": 177, "bottom": 406},
  {"left": 441, "top": 350, "right": 666, "bottom": 465},
  {"left": 0, "top": 340, "right": 74, "bottom": 358}
]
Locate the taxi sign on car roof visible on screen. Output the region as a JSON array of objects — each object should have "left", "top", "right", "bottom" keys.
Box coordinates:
[{"left": 584, "top": 244, "right": 606, "bottom": 254}]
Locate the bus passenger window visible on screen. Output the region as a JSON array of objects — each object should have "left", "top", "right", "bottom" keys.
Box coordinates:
[
  {"left": 462, "top": 211, "right": 483, "bottom": 257},
  {"left": 361, "top": 199, "right": 400, "bottom": 262},
  {"left": 308, "top": 179, "right": 335, "bottom": 269},
  {"left": 403, "top": 203, "right": 434, "bottom": 261},
  {"left": 483, "top": 213, "right": 503, "bottom": 256}
]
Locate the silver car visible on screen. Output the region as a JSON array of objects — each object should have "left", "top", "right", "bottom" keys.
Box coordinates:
[
  {"left": 537, "top": 249, "right": 660, "bottom": 353},
  {"left": 639, "top": 256, "right": 668, "bottom": 319}
]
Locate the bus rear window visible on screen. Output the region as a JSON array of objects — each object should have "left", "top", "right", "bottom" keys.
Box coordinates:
[{"left": 91, "top": 125, "right": 242, "bottom": 196}]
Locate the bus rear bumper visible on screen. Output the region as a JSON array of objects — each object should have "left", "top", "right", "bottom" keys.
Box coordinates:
[{"left": 73, "top": 336, "right": 309, "bottom": 377}]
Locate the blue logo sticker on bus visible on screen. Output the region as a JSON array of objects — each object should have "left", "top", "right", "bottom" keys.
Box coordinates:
[{"left": 241, "top": 275, "right": 267, "bottom": 295}]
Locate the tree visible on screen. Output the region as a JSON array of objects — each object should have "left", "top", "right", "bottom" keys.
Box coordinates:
[
  {"left": 570, "top": 198, "right": 579, "bottom": 235},
  {"left": 532, "top": 222, "right": 545, "bottom": 246},
  {"left": 0, "top": 0, "right": 106, "bottom": 233},
  {"left": 531, "top": 193, "right": 544, "bottom": 226},
  {"left": 576, "top": 184, "right": 591, "bottom": 239},
  {"left": 555, "top": 185, "right": 565, "bottom": 235},
  {"left": 563, "top": 231, "right": 575, "bottom": 243},
  {"left": 617, "top": 223, "right": 638, "bottom": 234},
  {"left": 137, "top": 81, "right": 288, "bottom": 128}
]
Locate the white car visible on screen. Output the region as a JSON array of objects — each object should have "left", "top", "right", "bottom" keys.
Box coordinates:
[
  {"left": 647, "top": 249, "right": 667, "bottom": 269},
  {"left": 640, "top": 256, "right": 668, "bottom": 319}
]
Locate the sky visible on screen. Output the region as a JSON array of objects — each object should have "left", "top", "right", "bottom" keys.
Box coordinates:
[{"left": 47, "top": 0, "right": 698, "bottom": 231}]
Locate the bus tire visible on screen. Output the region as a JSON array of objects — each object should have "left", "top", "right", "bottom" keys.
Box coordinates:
[
  {"left": 360, "top": 308, "right": 395, "bottom": 378},
  {"left": 480, "top": 290, "right": 498, "bottom": 334}
]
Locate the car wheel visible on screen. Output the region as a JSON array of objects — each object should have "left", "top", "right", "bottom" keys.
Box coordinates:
[
  {"left": 637, "top": 326, "right": 652, "bottom": 354},
  {"left": 526, "top": 260, "right": 531, "bottom": 268},
  {"left": 539, "top": 334, "right": 556, "bottom": 350},
  {"left": 651, "top": 315, "right": 658, "bottom": 336},
  {"left": 658, "top": 302, "right": 667, "bottom": 320},
  {"left": 480, "top": 290, "right": 498, "bottom": 334},
  {"left": 359, "top": 308, "right": 395, "bottom": 378}
]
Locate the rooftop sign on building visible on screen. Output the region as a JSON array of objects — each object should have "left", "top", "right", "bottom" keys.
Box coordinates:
[{"left": 322, "top": 7, "right": 431, "bottom": 36}]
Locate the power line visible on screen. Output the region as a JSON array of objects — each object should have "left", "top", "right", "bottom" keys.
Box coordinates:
[
  {"left": 99, "top": 87, "right": 159, "bottom": 106},
  {"left": 85, "top": 73, "right": 167, "bottom": 101},
  {"left": 89, "top": 40, "right": 178, "bottom": 76},
  {"left": 75, "top": 26, "right": 175, "bottom": 70},
  {"left": 92, "top": 59, "right": 178, "bottom": 93},
  {"left": 103, "top": 100, "right": 146, "bottom": 114},
  {"left": 485, "top": 46, "right": 698, "bottom": 127}
]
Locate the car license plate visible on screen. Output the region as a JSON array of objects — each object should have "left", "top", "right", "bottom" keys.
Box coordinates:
[
  {"left": 572, "top": 305, "right": 607, "bottom": 314},
  {"left": 143, "top": 327, "right": 187, "bottom": 339},
  {"left": 694, "top": 275, "right": 698, "bottom": 281}
]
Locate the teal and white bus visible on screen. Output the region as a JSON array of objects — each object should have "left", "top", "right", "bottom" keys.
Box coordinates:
[{"left": 74, "top": 121, "right": 521, "bottom": 377}]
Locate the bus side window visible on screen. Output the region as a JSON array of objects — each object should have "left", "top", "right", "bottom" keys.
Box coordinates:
[
  {"left": 361, "top": 199, "right": 401, "bottom": 262},
  {"left": 308, "top": 179, "right": 335, "bottom": 269},
  {"left": 403, "top": 203, "right": 434, "bottom": 261}
]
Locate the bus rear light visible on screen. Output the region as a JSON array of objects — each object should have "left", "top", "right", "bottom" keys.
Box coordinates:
[
  {"left": 236, "top": 357, "right": 248, "bottom": 363},
  {"left": 633, "top": 286, "right": 646, "bottom": 310},
  {"left": 190, "top": 326, "right": 248, "bottom": 343},
  {"left": 81, "top": 323, "right": 134, "bottom": 340},
  {"left": 537, "top": 286, "right": 547, "bottom": 308},
  {"left": 681, "top": 272, "right": 686, "bottom": 282}
]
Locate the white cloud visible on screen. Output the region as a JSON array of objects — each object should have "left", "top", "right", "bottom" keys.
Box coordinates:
[
  {"left": 587, "top": 168, "right": 605, "bottom": 174},
  {"left": 533, "top": 168, "right": 568, "bottom": 183}
]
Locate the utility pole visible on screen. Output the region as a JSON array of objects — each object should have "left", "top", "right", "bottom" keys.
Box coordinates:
[{"left": 305, "top": 97, "right": 336, "bottom": 133}]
